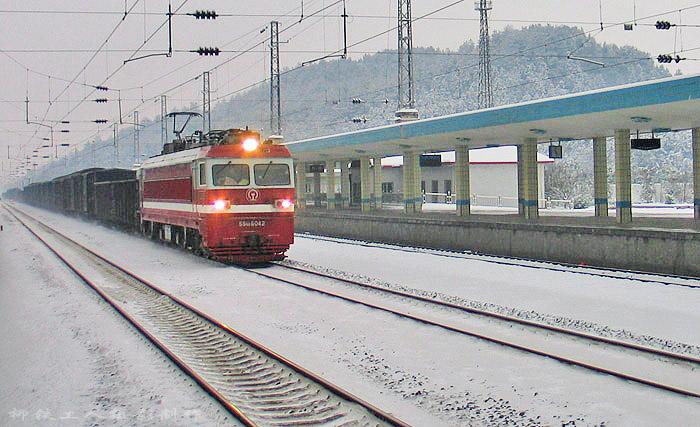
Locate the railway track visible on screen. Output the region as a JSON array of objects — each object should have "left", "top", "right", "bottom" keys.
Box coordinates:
[
  {"left": 6, "top": 204, "right": 408, "bottom": 427},
  {"left": 296, "top": 234, "right": 700, "bottom": 289},
  {"left": 243, "top": 260, "right": 700, "bottom": 400}
]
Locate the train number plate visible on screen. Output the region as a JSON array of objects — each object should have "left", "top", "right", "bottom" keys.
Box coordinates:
[{"left": 239, "top": 220, "right": 266, "bottom": 227}]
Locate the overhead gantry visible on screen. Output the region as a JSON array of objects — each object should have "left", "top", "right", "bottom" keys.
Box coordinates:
[{"left": 285, "top": 73, "right": 700, "bottom": 224}]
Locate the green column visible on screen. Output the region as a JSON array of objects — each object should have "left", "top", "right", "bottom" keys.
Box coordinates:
[
  {"left": 360, "top": 157, "right": 371, "bottom": 212},
  {"left": 593, "top": 136, "right": 609, "bottom": 217},
  {"left": 455, "top": 145, "right": 470, "bottom": 216},
  {"left": 294, "top": 161, "right": 306, "bottom": 211},
  {"left": 340, "top": 160, "right": 350, "bottom": 209},
  {"left": 402, "top": 151, "right": 422, "bottom": 213},
  {"left": 693, "top": 128, "right": 700, "bottom": 222},
  {"left": 521, "top": 138, "right": 539, "bottom": 219},
  {"left": 325, "top": 160, "right": 336, "bottom": 210},
  {"left": 372, "top": 157, "right": 383, "bottom": 209},
  {"left": 614, "top": 129, "right": 632, "bottom": 224},
  {"left": 517, "top": 145, "right": 524, "bottom": 216},
  {"left": 313, "top": 169, "right": 321, "bottom": 207}
]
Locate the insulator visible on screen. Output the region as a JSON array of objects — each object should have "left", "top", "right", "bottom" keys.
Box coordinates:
[
  {"left": 94, "top": 119, "right": 108, "bottom": 124},
  {"left": 194, "top": 10, "right": 217, "bottom": 19},
  {"left": 197, "top": 47, "right": 220, "bottom": 56},
  {"left": 655, "top": 20, "right": 672, "bottom": 30},
  {"left": 94, "top": 98, "right": 108, "bottom": 103},
  {"left": 95, "top": 86, "right": 109, "bottom": 91}
]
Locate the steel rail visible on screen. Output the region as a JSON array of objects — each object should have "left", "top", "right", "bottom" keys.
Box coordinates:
[
  {"left": 5, "top": 205, "right": 257, "bottom": 426},
  {"left": 240, "top": 263, "right": 700, "bottom": 400},
  {"left": 275, "top": 262, "right": 700, "bottom": 365},
  {"left": 5, "top": 204, "right": 409, "bottom": 427}
]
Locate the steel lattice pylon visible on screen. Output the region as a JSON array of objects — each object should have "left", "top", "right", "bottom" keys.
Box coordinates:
[
  {"left": 270, "top": 21, "right": 281, "bottom": 135},
  {"left": 160, "top": 95, "right": 167, "bottom": 144},
  {"left": 133, "top": 111, "right": 139, "bottom": 165},
  {"left": 202, "top": 72, "right": 211, "bottom": 133},
  {"left": 476, "top": 0, "right": 493, "bottom": 109},
  {"left": 397, "top": 0, "right": 414, "bottom": 110}
]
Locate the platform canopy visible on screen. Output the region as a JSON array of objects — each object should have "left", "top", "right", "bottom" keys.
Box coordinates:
[{"left": 284, "top": 73, "right": 700, "bottom": 162}]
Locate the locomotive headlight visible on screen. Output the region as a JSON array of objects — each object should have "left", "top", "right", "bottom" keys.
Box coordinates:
[
  {"left": 275, "top": 199, "right": 294, "bottom": 210},
  {"left": 242, "top": 138, "right": 259, "bottom": 152},
  {"left": 212, "top": 199, "right": 230, "bottom": 211}
]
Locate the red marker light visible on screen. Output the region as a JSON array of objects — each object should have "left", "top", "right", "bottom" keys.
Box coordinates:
[{"left": 242, "top": 138, "right": 259, "bottom": 151}]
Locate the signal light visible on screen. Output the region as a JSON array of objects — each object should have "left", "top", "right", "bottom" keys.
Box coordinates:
[
  {"left": 657, "top": 54, "right": 683, "bottom": 63},
  {"left": 193, "top": 10, "right": 217, "bottom": 19},
  {"left": 655, "top": 20, "right": 672, "bottom": 30},
  {"left": 94, "top": 98, "right": 108, "bottom": 103},
  {"left": 197, "top": 46, "right": 220, "bottom": 56},
  {"left": 242, "top": 138, "right": 259, "bottom": 151}
]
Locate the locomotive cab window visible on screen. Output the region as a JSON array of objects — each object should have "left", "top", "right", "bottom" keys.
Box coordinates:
[
  {"left": 254, "top": 163, "right": 291, "bottom": 186},
  {"left": 212, "top": 163, "right": 249, "bottom": 186},
  {"left": 198, "top": 163, "right": 207, "bottom": 186}
]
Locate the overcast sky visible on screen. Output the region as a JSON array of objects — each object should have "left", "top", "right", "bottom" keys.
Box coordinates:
[{"left": 2, "top": 0, "right": 700, "bottom": 182}]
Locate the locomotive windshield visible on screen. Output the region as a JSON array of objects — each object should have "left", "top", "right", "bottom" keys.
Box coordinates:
[
  {"left": 212, "top": 164, "right": 250, "bottom": 186},
  {"left": 254, "top": 163, "right": 291, "bottom": 186}
]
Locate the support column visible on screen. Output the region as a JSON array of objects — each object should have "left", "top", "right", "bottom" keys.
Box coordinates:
[
  {"left": 520, "top": 138, "right": 539, "bottom": 219},
  {"left": 340, "top": 160, "right": 350, "bottom": 209},
  {"left": 693, "top": 128, "right": 700, "bottom": 221},
  {"left": 455, "top": 145, "right": 470, "bottom": 216},
  {"left": 313, "top": 169, "right": 321, "bottom": 207},
  {"left": 402, "top": 151, "right": 422, "bottom": 213},
  {"left": 517, "top": 145, "right": 524, "bottom": 215},
  {"left": 372, "top": 157, "right": 382, "bottom": 209},
  {"left": 593, "top": 136, "right": 609, "bottom": 217},
  {"left": 294, "top": 161, "right": 306, "bottom": 211},
  {"left": 360, "top": 157, "right": 371, "bottom": 212},
  {"left": 614, "top": 129, "right": 632, "bottom": 224},
  {"left": 325, "top": 160, "right": 336, "bottom": 210}
]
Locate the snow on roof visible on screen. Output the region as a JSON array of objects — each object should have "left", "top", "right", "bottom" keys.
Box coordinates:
[{"left": 380, "top": 146, "right": 554, "bottom": 167}]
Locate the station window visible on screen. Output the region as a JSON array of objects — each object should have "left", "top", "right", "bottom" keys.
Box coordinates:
[
  {"left": 212, "top": 164, "right": 250, "bottom": 186},
  {"left": 254, "top": 163, "right": 291, "bottom": 186}
]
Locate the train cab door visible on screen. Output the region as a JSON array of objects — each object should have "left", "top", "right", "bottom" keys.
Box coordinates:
[{"left": 194, "top": 161, "right": 207, "bottom": 215}]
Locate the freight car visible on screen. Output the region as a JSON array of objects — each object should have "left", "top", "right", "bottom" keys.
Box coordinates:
[{"left": 7, "top": 126, "right": 295, "bottom": 263}]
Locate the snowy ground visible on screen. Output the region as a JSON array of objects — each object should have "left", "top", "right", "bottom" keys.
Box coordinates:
[
  {"left": 0, "top": 207, "right": 238, "bottom": 426},
  {"left": 2, "top": 202, "right": 700, "bottom": 426}
]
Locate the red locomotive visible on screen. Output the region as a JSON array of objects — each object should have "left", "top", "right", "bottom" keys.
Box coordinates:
[{"left": 139, "top": 126, "right": 295, "bottom": 263}]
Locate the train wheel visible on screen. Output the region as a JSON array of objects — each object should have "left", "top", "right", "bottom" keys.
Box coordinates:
[
  {"left": 185, "top": 228, "right": 198, "bottom": 251},
  {"left": 149, "top": 222, "right": 161, "bottom": 240},
  {"left": 173, "top": 226, "right": 186, "bottom": 248}
]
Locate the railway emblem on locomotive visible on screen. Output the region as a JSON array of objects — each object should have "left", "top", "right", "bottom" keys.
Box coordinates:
[{"left": 246, "top": 188, "right": 260, "bottom": 202}]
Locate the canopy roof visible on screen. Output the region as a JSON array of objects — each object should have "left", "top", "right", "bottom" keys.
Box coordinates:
[{"left": 285, "top": 73, "right": 700, "bottom": 162}]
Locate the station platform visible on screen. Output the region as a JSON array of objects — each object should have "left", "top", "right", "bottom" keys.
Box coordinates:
[{"left": 294, "top": 204, "right": 700, "bottom": 277}]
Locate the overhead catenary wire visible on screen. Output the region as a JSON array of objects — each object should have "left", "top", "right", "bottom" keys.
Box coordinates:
[{"left": 6, "top": 2, "right": 700, "bottom": 179}]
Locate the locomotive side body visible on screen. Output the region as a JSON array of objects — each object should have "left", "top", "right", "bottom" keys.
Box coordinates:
[{"left": 139, "top": 132, "right": 295, "bottom": 263}]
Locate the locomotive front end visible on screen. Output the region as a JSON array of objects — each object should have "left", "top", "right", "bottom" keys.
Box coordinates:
[{"left": 195, "top": 132, "right": 295, "bottom": 263}]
